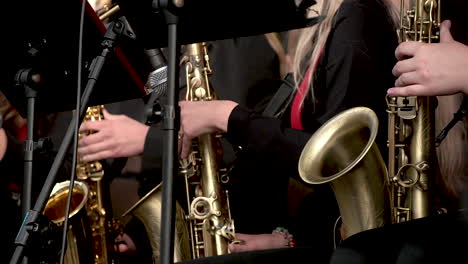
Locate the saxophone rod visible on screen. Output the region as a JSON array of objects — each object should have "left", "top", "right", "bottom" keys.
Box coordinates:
[{"left": 99, "top": 4, "right": 120, "bottom": 21}]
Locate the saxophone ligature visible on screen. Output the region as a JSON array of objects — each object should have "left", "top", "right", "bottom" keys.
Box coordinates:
[{"left": 387, "top": 0, "right": 440, "bottom": 223}]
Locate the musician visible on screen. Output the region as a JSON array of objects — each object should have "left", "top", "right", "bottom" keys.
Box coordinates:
[
  {"left": 78, "top": 34, "right": 289, "bottom": 255},
  {"left": 80, "top": 0, "right": 400, "bottom": 260},
  {"left": 329, "top": 15, "right": 468, "bottom": 264},
  {"left": 177, "top": 0, "right": 402, "bottom": 257}
]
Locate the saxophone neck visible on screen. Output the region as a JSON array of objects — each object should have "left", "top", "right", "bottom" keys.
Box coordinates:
[{"left": 184, "top": 43, "right": 215, "bottom": 101}]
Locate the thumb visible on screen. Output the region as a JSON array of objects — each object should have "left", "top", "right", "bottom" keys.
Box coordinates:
[
  {"left": 440, "top": 20, "right": 454, "bottom": 43},
  {"left": 228, "top": 242, "right": 249, "bottom": 253},
  {"left": 102, "top": 108, "right": 116, "bottom": 120}
]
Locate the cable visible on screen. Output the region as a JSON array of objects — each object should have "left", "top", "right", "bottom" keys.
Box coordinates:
[
  {"left": 58, "top": 0, "right": 87, "bottom": 263},
  {"left": 333, "top": 215, "right": 342, "bottom": 249}
]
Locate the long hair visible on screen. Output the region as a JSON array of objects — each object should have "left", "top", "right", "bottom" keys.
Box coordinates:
[
  {"left": 291, "top": 0, "right": 343, "bottom": 109},
  {"left": 291, "top": 0, "right": 399, "bottom": 108},
  {"left": 0, "top": 91, "right": 24, "bottom": 132},
  {"left": 436, "top": 94, "right": 468, "bottom": 198}
]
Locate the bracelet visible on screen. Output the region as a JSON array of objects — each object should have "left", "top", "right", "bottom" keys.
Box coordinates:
[{"left": 272, "top": 227, "right": 296, "bottom": 247}]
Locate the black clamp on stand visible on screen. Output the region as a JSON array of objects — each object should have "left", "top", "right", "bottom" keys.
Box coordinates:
[
  {"left": 152, "top": 1, "right": 182, "bottom": 264},
  {"left": 9, "top": 17, "right": 135, "bottom": 264},
  {"left": 145, "top": 48, "right": 168, "bottom": 125}
]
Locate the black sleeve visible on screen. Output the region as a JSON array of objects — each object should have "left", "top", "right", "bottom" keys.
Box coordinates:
[
  {"left": 313, "top": 0, "right": 396, "bottom": 153},
  {"left": 227, "top": 105, "right": 311, "bottom": 169},
  {"left": 225, "top": 0, "right": 396, "bottom": 171},
  {"left": 141, "top": 124, "right": 163, "bottom": 174}
]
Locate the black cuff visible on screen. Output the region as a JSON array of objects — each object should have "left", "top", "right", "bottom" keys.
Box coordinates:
[
  {"left": 141, "top": 124, "right": 163, "bottom": 174},
  {"left": 226, "top": 105, "right": 254, "bottom": 147}
]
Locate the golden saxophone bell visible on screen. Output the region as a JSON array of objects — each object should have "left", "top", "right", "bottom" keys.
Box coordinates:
[
  {"left": 44, "top": 181, "right": 89, "bottom": 224},
  {"left": 298, "top": 107, "right": 390, "bottom": 238}
]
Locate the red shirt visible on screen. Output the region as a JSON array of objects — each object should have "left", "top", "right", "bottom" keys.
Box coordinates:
[{"left": 290, "top": 68, "right": 312, "bottom": 130}]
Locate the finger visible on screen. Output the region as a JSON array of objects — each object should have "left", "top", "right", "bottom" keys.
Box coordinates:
[
  {"left": 228, "top": 243, "right": 242, "bottom": 253},
  {"left": 387, "top": 87, "right": 408, "bottom": 97},
  {"left": 79, "top": 120, "right": 107, "bottom": 133},
  {"left": 234, "top": 233, "right": 250, "bottom": 241},
  {"left": 118, "top": 244, "right": 129, "bottom": 253},
  {"left": 395, "top": 41, "right": 424, "bottom": 61},
  {"left": 228, "top": 242, "right": 253, "bottom": 253},
  {"left": 395, "top": 72, "right": 419, "bottom": 87},
  {"left": 78, "top": 140, "right": 113, "bottom": 157},
  {"left": 387, "top": 84, "right": 426, "bottom": 97},
  {"left": 440, "top": 20, "right": 453, "bottom": 43},
  {"left": 80, "top": 150, "right": 114, "bottom": 162},
  {"left": 392, "top": 58, "right": 417, "bottom": 77},
  {"left": 102, "top": 108, "right": 117, "bottom": 120},
  {"left": 78, "top": 131, "right": 107, "bottom": 147},
  {"left": 178, "top": 133, "right": 183, "bottom": 155},
  {"left": 181, "top": 135, "right": 192, "bottom": 160}
]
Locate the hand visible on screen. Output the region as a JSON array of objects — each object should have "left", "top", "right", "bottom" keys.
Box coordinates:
[
  {"left": 228, "top": 233, "right": 289, "bottom": 253},
  {"left": 78, "top": 109, "right": 150, "bottom": 162},
  {"left": 388, "top": 20, "right": 468, "bottom": 97},
  {"left": 179, "top": 100, "right": 238, "bottom": 159},
  {"left": 0, "top": 128, "right": 7, "bottom": 160},
  {"left": 114, "top": 233, "right": 137, "bottom": 255}
]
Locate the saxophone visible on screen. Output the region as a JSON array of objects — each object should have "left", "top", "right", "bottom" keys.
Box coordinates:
[
  {"left": 76, "top": 105, "right": 118, "bottom": 264},
  {"left": 180, "top": 42, "right": 236, "bottom": 258},
  {"left": 298, "top": 0, "right": 440, "bottom": 240},
  {"left": 122, "top": 42, "right": 236, "bottom": 262},
  {"left": 387, "top": 0, "right": 440, "bottom": 223},
  {"left": 44, "top": 105, "right": 119, "bottom": 264}
]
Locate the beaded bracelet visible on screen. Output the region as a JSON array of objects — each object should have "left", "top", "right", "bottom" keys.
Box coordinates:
[{"left": 272, "top": 227, "right": 296, "bottom": 247}]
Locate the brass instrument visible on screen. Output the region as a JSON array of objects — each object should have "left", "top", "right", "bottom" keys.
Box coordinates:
[
  {"left": 98, "top": 4, "right": 120, "bottom": 21},
  {"left": 180, "top": 42, "right": 236, "bottom": 258},
  {"left": 298, "top": 107, "right": 390, "bottom": 238},
  {"left": 122, "top": 184, "right": 191, "bottom": 263},
  {"left": 298, "top": 0, "right": 440, "bottom": 239},
  {"left": 44, "top": 105, "right": 118, "bottom": 264},
  {"left": 77, "top": 105, "right": 116, "bottom": 264},
  {"left": 387, "top": 0, "right": 440, "bottom": 222},
  {"left": 44, "top": 180, "right": 91, "bottom": 263},
  {"left": 43, "top": 5, "right": 126, "bottom": 262},
  {"left": 123, "top": 42, "right": 236, "bottom": 263}
]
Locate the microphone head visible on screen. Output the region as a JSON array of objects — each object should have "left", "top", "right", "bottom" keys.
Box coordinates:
[{"left": 145, "top": 65, "right": 167, "bottom": 99}]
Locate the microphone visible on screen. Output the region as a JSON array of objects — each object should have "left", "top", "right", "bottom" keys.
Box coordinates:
[
  {"left": 145, "top": 48, "right": 168, "bottom": 100},
  {"left": 144, "top": 48, "right": 168, "bottom": 124}
]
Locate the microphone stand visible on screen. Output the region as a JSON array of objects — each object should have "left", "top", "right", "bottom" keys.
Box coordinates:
[
  {"left": 153, "top": 1, "right": 181, "bottom": 264},
  {"left": 15, "top": 68, "right": 36, "bottom": 224},
  {"left": 16, "top": 68, "right": 36, "bottom": 264},
  {"left": 9, "top": 17, "right": 133, "bottom": 264}
]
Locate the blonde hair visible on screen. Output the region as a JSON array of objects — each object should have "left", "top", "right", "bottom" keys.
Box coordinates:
[
  {"left": 291, "top": 0, "right": 399, "bottom": 108},
  {"left": 436, "top": 94, "right": 468, "bottom": 198},
  {"left": 291, "top": 0, "right": 343, "bottom": 109}
]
